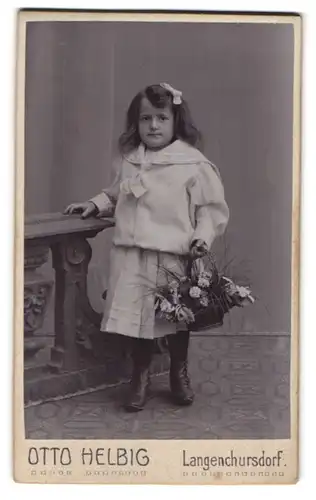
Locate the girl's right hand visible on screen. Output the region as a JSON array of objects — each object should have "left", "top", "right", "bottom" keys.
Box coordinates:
[{"left": 63, "top": 201, "right": 98, "bottom": 219}]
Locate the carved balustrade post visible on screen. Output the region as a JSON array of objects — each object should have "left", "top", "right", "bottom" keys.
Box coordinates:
[
  {"left": 50, "top": 236, "right": 96, "bottom": 372},
  {"left": 25, "top": 213, "right": 114, "bottom": 379},
  {"left": 24, "top": 242, "right": 53, "bottom": 369}
]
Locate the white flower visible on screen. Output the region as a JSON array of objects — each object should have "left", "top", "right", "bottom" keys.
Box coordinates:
[
  {"left": 200, "top": 271, "right": 213, "bottom": 280},
  {"left": 237, "top": 286, "right": 255, "bottom": 305},
  {"left": 236, "top": 286, "right": 251, "bottom": 298},
  {"left": 200, "top": 296, "right": 209, "bottom": 307},
  {"left": 224, "top": 278, "right": 238, "bottom": 296},
  {"left": 189, "top": 286, "right": 202, "bottom": 298},
  {"left": 160, "top": 299, "right": 175, "bottom": 313},
  {"left": 175, "top": 305, "right": 195, "bottom": 323},
  {"left": 197, "top": 277, "right": 210, "bottom": 288}
]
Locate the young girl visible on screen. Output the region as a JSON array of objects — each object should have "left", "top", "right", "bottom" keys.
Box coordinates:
[{"left": 64, "top": 83, "right": 229, "bottom": 412}]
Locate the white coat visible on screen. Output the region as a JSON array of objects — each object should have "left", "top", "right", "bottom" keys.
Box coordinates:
[{"left": 90, "top": 140, "right": 229, "bottom": 255}]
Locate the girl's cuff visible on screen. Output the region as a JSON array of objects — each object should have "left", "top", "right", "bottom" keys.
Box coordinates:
[
  {"left": 190, "top": 239, "right": 208, "bottom": 250},
  {"left": 89, "top": 192, "right": 113, "bottom": 214}
]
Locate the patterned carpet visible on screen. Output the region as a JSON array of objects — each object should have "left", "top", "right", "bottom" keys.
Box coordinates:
[{"left": 25, "top": 335, "right": 290, "bottom": 440}]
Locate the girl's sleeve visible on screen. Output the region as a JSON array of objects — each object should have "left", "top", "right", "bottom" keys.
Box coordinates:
[
  {"left": 189, "top": 162, "right": 229, "bottom": 249},
  {"left": 89, "top": 158, "right": 122, "bottom": 216}
]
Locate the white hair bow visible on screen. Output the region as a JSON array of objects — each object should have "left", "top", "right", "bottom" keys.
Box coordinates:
[{"left": 160, "top": 82, "right": 183, "bottom": 105}]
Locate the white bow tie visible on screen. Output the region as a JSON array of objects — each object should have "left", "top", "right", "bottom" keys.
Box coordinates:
[{"left": 120, "top": 172, "right": 148, "bottom": 198}]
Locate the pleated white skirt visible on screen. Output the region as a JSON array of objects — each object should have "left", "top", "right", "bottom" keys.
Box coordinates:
[{"left": 100, "top": 245, "right": 187, "bottom": 339}]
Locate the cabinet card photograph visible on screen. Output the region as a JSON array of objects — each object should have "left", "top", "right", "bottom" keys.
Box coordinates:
[{"left": 14, "top": 9, "right": 301, "bottom": 484}]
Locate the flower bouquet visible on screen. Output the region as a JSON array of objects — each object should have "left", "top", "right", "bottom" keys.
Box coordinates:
[{"left": 154, "top": 254, "right": 255, "bottom": 331}]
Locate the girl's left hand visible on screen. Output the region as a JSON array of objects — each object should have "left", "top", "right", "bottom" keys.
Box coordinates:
[{"left": 190, "top": 239, "right": 208, "bottom": 259}]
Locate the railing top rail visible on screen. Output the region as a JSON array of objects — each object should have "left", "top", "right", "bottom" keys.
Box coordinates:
[{"left": 25, "top": 212, "right": 114, "bottom": 240}]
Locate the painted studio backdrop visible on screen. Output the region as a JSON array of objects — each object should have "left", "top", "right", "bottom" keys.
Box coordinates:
[{"left": 25, "top": 21, "right": 294, "bottom": 336}]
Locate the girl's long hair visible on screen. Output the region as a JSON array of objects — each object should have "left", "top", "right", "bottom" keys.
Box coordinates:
[{"left": 118, "top": 84, "right": 203, "bottom": 154}]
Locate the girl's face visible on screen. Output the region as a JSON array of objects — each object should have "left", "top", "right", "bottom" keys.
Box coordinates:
[{"left": 138, "top": 97, "right": 174, "bottom": 150}]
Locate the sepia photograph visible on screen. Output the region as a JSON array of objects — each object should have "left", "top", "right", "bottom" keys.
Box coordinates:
[{"left": 14, "top": 9, "right": 301, "bottom": 484}]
